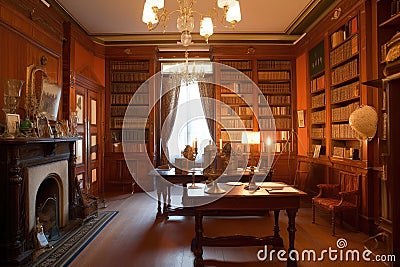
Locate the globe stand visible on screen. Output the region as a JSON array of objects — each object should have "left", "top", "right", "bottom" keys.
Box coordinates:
[{"left": 204, "top": 172, "right": 225, "bottom": 194}]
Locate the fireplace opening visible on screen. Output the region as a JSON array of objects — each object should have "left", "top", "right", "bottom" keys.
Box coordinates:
[{"left": 35, "top": 174, "right": 61, "bottom": 241}]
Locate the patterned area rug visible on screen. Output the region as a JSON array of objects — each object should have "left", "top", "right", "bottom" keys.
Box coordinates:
[{"left": 33, "top": 210, "right": 118, "bottom": 267}]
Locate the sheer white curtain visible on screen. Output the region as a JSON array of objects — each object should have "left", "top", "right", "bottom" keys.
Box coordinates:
[{"left": 167, "top": 81, "right": 213, "bottom": 164}]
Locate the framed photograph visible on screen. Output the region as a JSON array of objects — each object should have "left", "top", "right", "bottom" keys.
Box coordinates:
[
  {"left": 297, "top": 110, "right": 305, "bottom": 128},
  {"left": 6, "top": 114, "right": 20, "bottom": 134},
  {"left": 39, "top": 81, "right": 62, "bottom": 121}
]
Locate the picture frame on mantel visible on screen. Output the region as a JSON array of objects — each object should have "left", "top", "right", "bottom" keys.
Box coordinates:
[{"left": 39, "top": 80, "right": 62, "bottom": 121}]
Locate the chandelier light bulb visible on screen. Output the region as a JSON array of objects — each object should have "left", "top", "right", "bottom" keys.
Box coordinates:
[{"left": 226, "top": 0, "right": 241, "bottom": 24}]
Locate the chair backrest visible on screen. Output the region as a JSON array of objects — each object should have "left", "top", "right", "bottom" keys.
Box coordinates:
[
  {"left": 339, "top": 171, "right": 359, "bottom": 192},
  {"left": 293, "top": 160, "right": 310, "bottom": 189},
  {"left": 339, "top": 171, "right": 360, "bottom": 205}
]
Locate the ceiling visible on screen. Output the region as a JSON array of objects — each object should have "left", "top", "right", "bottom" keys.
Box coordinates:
[{"left": 52, "top": 0, "right": 339, "bottom": 46}]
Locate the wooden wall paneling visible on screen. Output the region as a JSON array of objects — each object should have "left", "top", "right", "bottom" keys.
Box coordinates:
[{"left": 0, "top": 0, "right": 63, "bottom": 119}]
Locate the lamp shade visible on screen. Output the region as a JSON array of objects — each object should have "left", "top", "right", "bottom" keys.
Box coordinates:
[
  {"left": 349, "top": 105, "right": 378, "bottom": 141},
  {"left": 241, "top": 131, "right": 260, "bottom": 145},
  {"left": 226, "top": 0, "right": 241, "bottom": 23},
  {"left": 142, "top": 1, "right": 158, "bottom": 24},
  {"left": 146, "top": 0, "right": 164, "bottom": 9},
  {"left": 217, "top": 0, "right": 235, "bottom": 8},
  {"left": 200, "top": 17, "right": 213, "bottom": 37}
]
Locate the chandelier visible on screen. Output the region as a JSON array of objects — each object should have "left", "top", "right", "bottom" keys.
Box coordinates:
[
  {"left": 142, "top": 0, "right": 242, "bottom": 46},
  {"left": 169, "top": 50, "right": 206, "bottom": 86}
]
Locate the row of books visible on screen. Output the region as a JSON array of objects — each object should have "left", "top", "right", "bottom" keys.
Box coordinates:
[
  {"left": 111, "top": 82, "right": 148, "bottom": 93},
  {"left": 268, "top": 106, "right": 291, "bottom": 116},
  {"left": 123, "top": 143, "right": 148, "bottom": 153},
  {"left": 331, "top": 81, "right": 360, "bottom": 103},
  {"left": 111, "top": 106, "right": 149, "bottom": 117},
  {"left": 221, "top": 82, "right": 254, "bottom": 94},
  {"left": 331, "top": 123, "right": 357, "bottom": 139},
  {"left": 274, "top": 142, "right": 293, "bottom": 153},
  {"left": 259, "top": 82, "right": 291, "bottom": 94},
  {"left": 331, "top": 58, "right": 358, "bottom": 86},
  {"left": 310, "top": 75, "right": 325, "bottom": 93},
  {"left": 311, "top": 109, "right": 326, "bottom": 124},
  {"left": 221, "top": 118, "right": 253, "bottom": 129},
  {"left": 330, "top": 16, "right": 358, "bottom": 49},
  {"left": 331, "top": 101, "right": 359, "bottom": 122},
  {"left": 111, "top": 61, "right": 149, "bottom": 71},
  {"left": 311, "top": 93, "right": 325, "bottom": 108},
  {"left": 259, "top": 118, "right": 291, "bottom": 129},
  {"left": 221, "top": 96, "right": 246, "bottom": 105},
  {"left": 221, "top": 106, "right": 254, "bottom": 116},
  {"left": 111, "top": 118, "right": 148, "bottom": 129},
  {"left": 111, "top": 93, "right": 149, "bottom": 105},
  {"left": 221, "top": 71, "right": 252, "bottom": 80},
  {"left": 258, "top": 71, "right": 290, "bottom": 81},
  {"left": 332, "top": 146, "right": 357, "bottom": 159},
  {"left": 263, "top": 95, "right": 291, "bottom": 105},
  {"left": 311, "top": 127, "right": 325, "bottom": 139},
  {"left": 221, "top": 60, "right": 252, "bottom": 70},
  {"left": 111, "top": 72, "right": 149, "bottom": 83},
  {"left": 221, "top": 131, "right": 243, "bottom": 142},
  {"left": 257, "top": 60, "right": 291, "bottom": 70},
  {"left": 330, "top": 35, "right": 359, "bottom": 67}
]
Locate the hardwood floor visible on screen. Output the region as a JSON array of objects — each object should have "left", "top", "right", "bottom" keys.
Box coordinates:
[{"left": 69, "top": 192, "right": 386, "bottom": 267}]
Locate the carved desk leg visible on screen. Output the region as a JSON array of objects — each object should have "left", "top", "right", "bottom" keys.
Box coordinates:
[
  {"left": 193, "top": 211, "right": 204, "bottom": 267},
  {"left": 286, "top": 208, "right": 298, "bottom": 267}
]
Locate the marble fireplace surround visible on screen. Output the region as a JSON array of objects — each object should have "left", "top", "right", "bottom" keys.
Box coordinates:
[{"left": 27, "top": 160, "right": 69, "bottom": 233}]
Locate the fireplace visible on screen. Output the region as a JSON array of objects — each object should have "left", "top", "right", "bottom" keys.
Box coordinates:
[
  {"left": 28, "top": 160, "right": 69, "bottom": 238},
  {"left": 0, "top": 138, "right": 85, "bottom": 266}
]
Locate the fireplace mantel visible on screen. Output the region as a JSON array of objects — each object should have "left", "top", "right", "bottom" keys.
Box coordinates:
[{"left": 0, "top": 137, "right": 83, "bottom": 266}]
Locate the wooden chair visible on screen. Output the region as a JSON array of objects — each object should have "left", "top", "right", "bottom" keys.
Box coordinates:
[{"left": 312, "top": 171, "right": 360, "bottom": 236}]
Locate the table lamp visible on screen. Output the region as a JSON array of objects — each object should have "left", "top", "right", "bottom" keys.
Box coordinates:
[{"left": 241, "top": 131, "right": 260, "bottom": 190}]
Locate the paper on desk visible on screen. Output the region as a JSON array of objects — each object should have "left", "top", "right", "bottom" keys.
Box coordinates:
[
  {"left": 256, "top": 182, "right": 287, "bottom": 189},
  {"left": 265, "top": 186, "right": 299, "bottom": 194}
]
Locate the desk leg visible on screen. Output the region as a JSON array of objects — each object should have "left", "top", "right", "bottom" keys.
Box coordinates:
[
  {"left": 286, "top": 208, "right": 298, "bottom": 267},
  {"left": 193, "top": 212, "right": 204, "bottom": 267},
  {"left": 156, "top": 187, "right": 162, "bottom": 218},
  {"left": 273, "top": 210, "right": 280, "bottom": 238}
]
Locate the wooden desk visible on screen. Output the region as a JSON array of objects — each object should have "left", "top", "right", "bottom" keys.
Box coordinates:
[
  {"left": 186, "top": 183, "right": 305, "bottom": 267},
  {"left": 151, "top": 168, "right": 271, "bottom": 217},
  {"left": 151, "top": 168, "right": 205, "bottom": 217}
]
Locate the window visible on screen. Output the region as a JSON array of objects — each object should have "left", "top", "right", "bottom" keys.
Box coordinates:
[{"left": 167, "top": 81, "right": 213, "bottom": 164}]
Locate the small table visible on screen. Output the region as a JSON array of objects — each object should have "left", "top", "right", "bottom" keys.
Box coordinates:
[{"left": 186, "top": 183, "right": 305, "bottom": 267}]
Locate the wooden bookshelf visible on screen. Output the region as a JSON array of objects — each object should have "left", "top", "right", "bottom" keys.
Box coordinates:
[
  {"left": 257, "top": 60, "right": 293, "bottom": 154},
  {"left": 329, "top": 15, "right": 361, "bottom": 160},
  {"left": 104, "top": 51, "right": 155, "bottom": 193},
  {"left": 218, "top": 59, "right": 254, "bottom": 153},
  {"left": 109, "top": 60, "right": 151, "bottom": 153}
]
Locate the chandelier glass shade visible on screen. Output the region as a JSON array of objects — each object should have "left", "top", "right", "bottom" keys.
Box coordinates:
[{"left": 142, "top": 0, "right": 241, "bottom": 46}]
